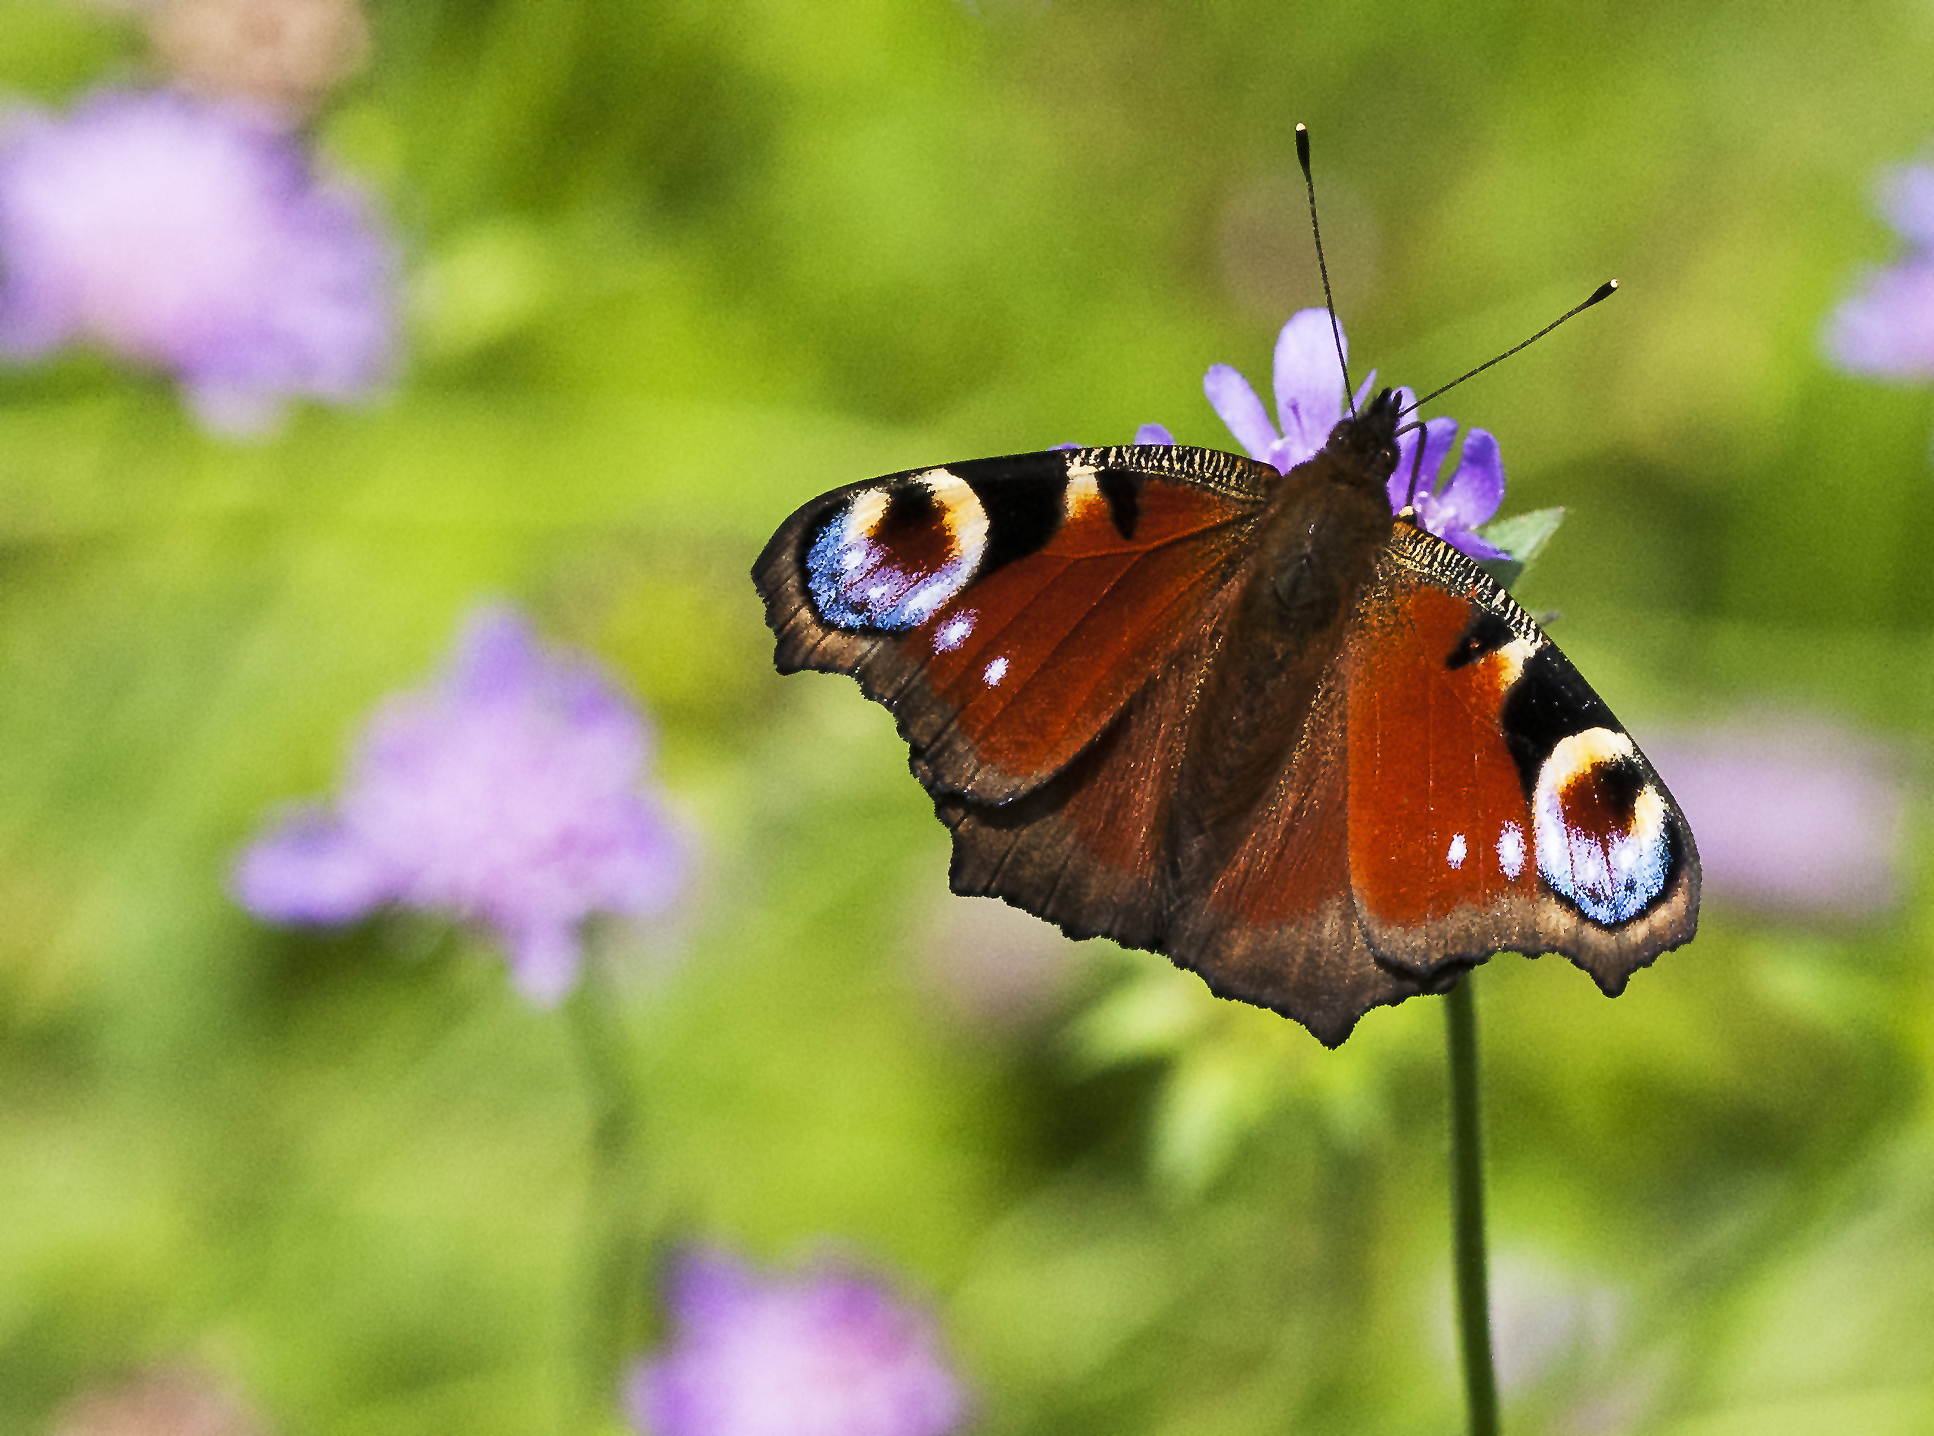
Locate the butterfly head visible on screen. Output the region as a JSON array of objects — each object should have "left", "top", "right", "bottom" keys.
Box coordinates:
[{"left": 1322, "top": 386, "right": 1404, "bottom": 490}]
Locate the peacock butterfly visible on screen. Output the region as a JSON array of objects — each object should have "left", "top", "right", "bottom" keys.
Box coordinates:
[{"left": 752, "top": 381, "right": 1699, "bottom": 1046}]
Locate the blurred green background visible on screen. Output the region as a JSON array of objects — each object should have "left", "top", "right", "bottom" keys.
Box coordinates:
[{"left": 3, "top": 0, "right": 1933, "bottom": 1431}]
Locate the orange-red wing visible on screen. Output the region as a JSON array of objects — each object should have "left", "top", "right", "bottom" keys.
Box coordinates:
[
  {"left": 1344, "top": 526, "right": 1699, "bottom": 992},
  {"left": 754, "top": 445, "right": 1271, "bottom": 802}
]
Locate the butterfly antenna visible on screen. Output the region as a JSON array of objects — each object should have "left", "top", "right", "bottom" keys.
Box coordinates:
[
  {"left": 1296, "top": 123, "right": 1356, "bottom": 419},
  {"left": 1400, "top": 280, "right": 1618, "bottom": 417},
  {"left": 1402, "top": 416, "right": 1431, "bottom": 511}
]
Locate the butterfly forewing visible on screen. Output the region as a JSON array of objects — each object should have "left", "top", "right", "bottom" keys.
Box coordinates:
[
  {"left": 1344, "top": 527, "right": 1699, "bottom": 990},
  {"left": 754, "top": 446, "right": 1271, "bottom": 802}
]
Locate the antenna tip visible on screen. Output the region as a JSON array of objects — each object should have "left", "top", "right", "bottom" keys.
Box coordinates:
[
  {"left": 1586, "top": 279, "right": 1618, "bottom": 306},
  {"left": 1295, "top": 124, "right": 1311, "bottom": 167}
]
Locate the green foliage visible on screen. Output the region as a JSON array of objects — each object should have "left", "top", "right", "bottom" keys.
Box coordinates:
[{"left": 2, "top": 0, "right": 1933, "bottom": 1432}]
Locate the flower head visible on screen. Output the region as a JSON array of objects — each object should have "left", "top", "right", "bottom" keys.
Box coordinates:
[
  {"left": 1643, "top": 714, "right": 1906, "bottom": 916},
  {"left": 1825, "top": 163, "right": 1934, "bottom": 380},
  {"left": 0, "top": 88, "right": 395, "bottom": 433},
  {"left": 235, "top": 605, "right": 683, "bottom": 1004},
  {"left": 1163, "top": 308, "right": 1510, "bottom": 560},
  {"left": 628, "top": 1248, "right": 968, "bottom": 1436}
]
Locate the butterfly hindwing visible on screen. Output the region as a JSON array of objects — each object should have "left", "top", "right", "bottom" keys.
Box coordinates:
[
  {"left": 1163, "top": 669, "right": 1457, "bottom": 1047},
  {"left": 754, "top": 446, "right": 1271, "bottom": 802},
  {"left": 1344, "top": 525, "right": 1700, "bottom": 991},
  {"left": 936, "top": 590, "right": 1438, "bottom": 1048}
]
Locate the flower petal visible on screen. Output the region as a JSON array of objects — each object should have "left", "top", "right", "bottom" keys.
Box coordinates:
[
  {"left": 1439, "top": 524, "right": 1513, "bottom": 562},
  {"left": 503, "top": 920, "right": 584, "bottom": 1006},
  {"left": 1883, "top": 164, "right": 1934, "bottom": 249},
  {"left": 1438, "top": 427, "right": 1505, "bottom": 527},
  {"left": 1388, "top": 412, "right": 1458, "bottom": 512},
  {"left": 235, "top": 602, "right": 686, "bottom": 1008},
  {"left": 1824, "top": 260, "right": 1934, "bottom": 378},
  {"left": 1203, "top": 362, "right": 1279, "bottom": 461},
  {"left": 233, "top": 807, "right": 390, "bottom": 923},
  {"left": 628, "top": 1249, "right": 968, "bottom": 1436},
  {"left": 1134, "top": 422, "right": 1176, "bottom": 446},
  {"left": 183, "top": 380, "right": 286, "bottom": 436},
  {"left": 1273, "top": 308, "right": 1349, "bottom": 460},
  {"left": 447, "top": 604, "right": 546, "bottom": 701}
]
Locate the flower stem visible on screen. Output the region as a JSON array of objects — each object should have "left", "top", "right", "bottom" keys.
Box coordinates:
[
  {"left": 566, "top": 957, "right": 649, "bottom": 1430},
  {"left": 1446, "top": 972, "right": 1501, "bottom": 1436}
]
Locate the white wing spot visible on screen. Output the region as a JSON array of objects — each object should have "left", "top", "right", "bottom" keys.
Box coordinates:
[
  {"left": 983, "top": 656, "right": 1008, "bottom": 686},
  {"left": 934, "top": 612, "right": 975, "bottom": 652},
  {"left": 1447, "top": 833, "right": 1467, "bottom": 870},
  {"left": 1498, "top": 823, "right": 1526, "bottom": 879}
]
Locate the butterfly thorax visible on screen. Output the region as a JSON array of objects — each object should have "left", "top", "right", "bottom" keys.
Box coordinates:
[{"left": 1172, "top": 395, "right": 1403, "bottom": 879}]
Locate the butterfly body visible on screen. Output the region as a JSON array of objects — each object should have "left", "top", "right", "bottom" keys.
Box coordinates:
[{"left": 755, "top": 390, "right": 1698, "bottom": 1045}]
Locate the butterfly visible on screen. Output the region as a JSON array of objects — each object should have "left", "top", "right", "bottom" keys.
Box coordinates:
[{"left": 752, "top": 385, "right": 1699, "bottom": 1046}]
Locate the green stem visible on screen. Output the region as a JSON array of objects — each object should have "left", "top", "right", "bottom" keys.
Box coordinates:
[
  {"left": 1446, "top": 972, "right": 1501, "bottom": 1436},
  {"left": 566, "top": 957, "right": 648, "bottom": 1431}
]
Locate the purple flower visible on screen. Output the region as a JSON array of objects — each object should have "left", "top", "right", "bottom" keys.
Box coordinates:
[
  {"left": 1643, "top": 714, "right": 1906, "bottom": 917},
  {"left": 1384, "top": 397, "right": 1510, "bottom": 561},
  {"left": 0, "top": 88, "right": 395, "bottom": 434},
  {"left": 1161, "top": 308, "right": 1510, "bottom": 560},
  {"left": 1825, "top": 163, "right": 1934, "bottom": 379},
  {"left": 1202, "top": 307, "right": 1362, "bottom": 473},
  {"left": 628, "top": 1249, "right": 968, "bottom": 1436},
  {"left": 235, "top": 605, "right": 683, "bottom": 1004}
]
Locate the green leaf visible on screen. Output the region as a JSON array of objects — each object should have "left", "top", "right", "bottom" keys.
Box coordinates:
[{"left": 1476, "top": 505, "right": 1566, "bottom": 591}]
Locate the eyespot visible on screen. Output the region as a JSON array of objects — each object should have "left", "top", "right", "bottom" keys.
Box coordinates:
[
  {"left": 1532, "top": 728, "right": 1671, "bottom": 924},
  {"left": 805, "top": 470, "right": 989, "bottom": 630}
]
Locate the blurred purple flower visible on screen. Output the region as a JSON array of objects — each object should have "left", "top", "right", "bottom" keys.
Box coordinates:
[
  {"left": 1825, "top": 163, "right": 1934, "bottom": 379},
  {"left": 1645, "top": 714, "right": 1906, "bottom": 916},
  {"left": 1149, "top": 308, "right": 1510, "bottom": 559},
  {"left": 235, "top": 605, "right": 683, "bottom": 1004},
  {"left": 628, "top": 1248, "right": 968, "bottom": 1436},
  {"left": 0, "top": 88, "right": 395, "bottom": 434}
]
